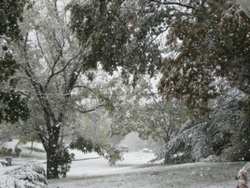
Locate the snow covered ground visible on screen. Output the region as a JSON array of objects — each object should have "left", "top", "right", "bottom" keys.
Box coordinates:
[
  {"left": 49, "top": 151, "right": 244, "bottom": 188},
  {"left": 66, "top": 150, "right": 156, "bottom": 177},
  {"left": 49, "top": 162, "right": 243, "bottom": 188},
  {"left": 0, "top": 141, "right": 244, "bottom": 188}
]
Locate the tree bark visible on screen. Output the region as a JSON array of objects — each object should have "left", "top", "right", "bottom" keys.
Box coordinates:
[
  {"left": 46, "top": 146, "right": 59, "bottom": 179},
  {"left": 45, "top": 125, "right": 61, "bottom": 179}
]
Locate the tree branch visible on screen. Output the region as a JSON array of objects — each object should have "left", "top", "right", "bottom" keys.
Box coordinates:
[
  {"left": 74, "top": 85, "right": 100, "bottom": 97},
  {"left": 44, "top": 51, "right": 81, "bottom": 90},
  {"left": 75, "top": 104, "right": 104, "bottom": 114},
  {"left": 150, "top": 0, "right": 194, "bottom": 9},
  {"left": 35, "top": 32, "right": 51, "bottom": 68}
]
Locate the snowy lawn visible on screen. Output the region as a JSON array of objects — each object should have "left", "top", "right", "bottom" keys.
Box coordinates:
[
  {"left": 49, "top": 151, "right": 245, "bottom": 188},
  {"left": 49, "top": 162, "right": 243, "bottom": 188},
  {"left": 66, "top": 151, "right": 156, "bottom": 177},
  {"left": 0, "top": 142, "right": 244, "bottom": 188}
]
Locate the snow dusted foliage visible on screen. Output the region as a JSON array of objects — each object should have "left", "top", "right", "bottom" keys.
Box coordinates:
[
  {"left": 164, "top": 122, "right": 211, "bottom": 164},
  {"left": 157, "top": 0, "right": 250, "bottom": 115},
  {"left": 0, "top": 164, "right": 47, "bottom": 188},
  {"left": 101, "top": 75, "right": 191, "bottom": 162},
  {"left": 0, "top": 0, "right": 30, "bottom": 124},
  {"left": 69, "top": 0, "right": 161, "bottom": 81},
  {"left": 163, "top": 88, "right": 248, "bottom": 164}
]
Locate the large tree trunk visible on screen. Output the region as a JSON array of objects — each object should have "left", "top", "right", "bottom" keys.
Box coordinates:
[
  {"left": 46, "top": 146, "right": 59, "bottom": 179},
  {"left": 45, "top": 126, "right": 61, "bottom": 179}
]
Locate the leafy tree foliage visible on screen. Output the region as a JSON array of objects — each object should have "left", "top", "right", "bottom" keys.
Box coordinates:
[
  {"left": 155, "top": 0, "right": 250, "bottom": 114},
  {"left": 0, "top": 0, "right": 27, "bottom": 39},
  {"left": 0, "top": 0, "right": 29, "bottom": 124},
  {"left": 142, "top": 0, "right": 250, "bottom": 162},
  {"left": 70, "top": 136, "right": 100, "bottom": 153},
  {"left": 70, "top": 136, "right": 123, "bottom": 166},
  {"left": 69, "top": 0, "right": 162, "bottom": 84},
  {"left": 106, "top": 76, "right": 190, "bottom": 161},
  {"left": 224, "top": 96, "right": 250, "bottom": 161}
]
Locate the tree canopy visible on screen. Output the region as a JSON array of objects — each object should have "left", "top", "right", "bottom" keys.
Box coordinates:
[
  {"left": 69, "top": 0, "right": 162, "bottom": 85},
  {"left": 156, "top": 0, "right": 250, "bottom": 114},
  {"left": 0, "top": 0, "right": 29, "bottom": 124}
]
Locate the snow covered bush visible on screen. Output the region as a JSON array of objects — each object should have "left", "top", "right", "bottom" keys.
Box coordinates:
[
  {"left": 70, "top": 136, "right": 123, "bottom": 166},
  {"left": 0, "top": 164, "right": 47, "bottom": 188},
  {"left": 56, "top": 148, "right": 74, "bottom": 178},
  {"left": 14, "top": 147, "right": 22, "bottom": 157},
  {"left": 0, "top": 147, "right": 13, "bottom": 156},
  {"left": 104, "top": 147, "right": 123, "bottom": 166}
]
